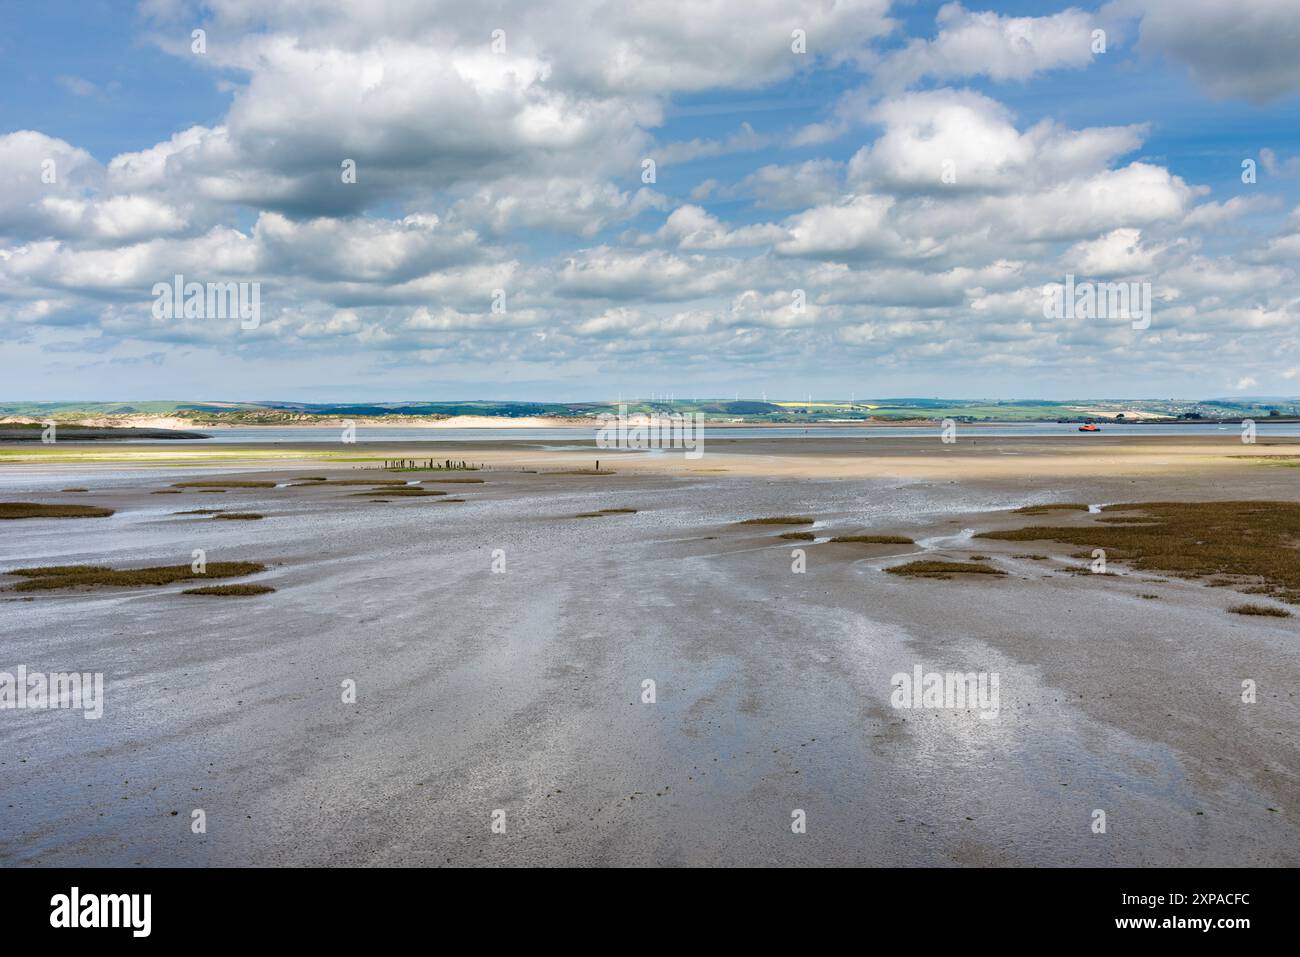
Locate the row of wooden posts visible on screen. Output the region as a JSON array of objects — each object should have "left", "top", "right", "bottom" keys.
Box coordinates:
[
  {"left": 371, "top": 459, "right": 608, "bottom": 472},
  {"left": 380, "top": 459, "right": 479, "bottom": 470}
]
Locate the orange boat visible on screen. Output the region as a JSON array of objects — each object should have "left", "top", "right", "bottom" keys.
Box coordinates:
[{"left": 1078, "top": 423, "right": 1100, "bottom": 432}]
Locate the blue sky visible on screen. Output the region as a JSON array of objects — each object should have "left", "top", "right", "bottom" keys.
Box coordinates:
[{"left": 2, "top": 1, "right": 1299, "bottom": 401}]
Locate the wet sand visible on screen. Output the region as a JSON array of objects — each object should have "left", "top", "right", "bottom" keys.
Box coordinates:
[{"left": 0, "top": 436, "right": 1296, "bottom": 866}]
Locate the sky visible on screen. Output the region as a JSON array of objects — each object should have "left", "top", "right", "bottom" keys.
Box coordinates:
[{"left": 1, "top": 0, "right": 1299, "bottom": 402}]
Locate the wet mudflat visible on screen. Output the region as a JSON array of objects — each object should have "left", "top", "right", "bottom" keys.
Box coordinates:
[{"left": 0, "top": 450, "right": 1296, "bottom": 866}]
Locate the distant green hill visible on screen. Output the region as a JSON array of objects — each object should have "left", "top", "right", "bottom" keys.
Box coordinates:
[{"left": 2, "top": 397, "right": 1297, "bottom": 424}]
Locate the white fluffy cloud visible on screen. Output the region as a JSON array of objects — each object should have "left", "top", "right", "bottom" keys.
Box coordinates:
[
  {"left": 170, "top": 0, "right": 896, "bottom": 94},
  {"left": 1065, "top": 228, "right": 1159, "bottom": 276},
  {"left": 874, "top": 4, "right": 1103, "bottom": 89},
  {"left": 451, "top": 178, "right": 666, "bottom": 238},
  {"left": 3, "top": 0, "right": 1299, "bottom": 396},
  {"left": 646, "top": 205, "right": 786, "bottom": 250},
  {"left": 847, "top": 90, "right": 1147, "bottom": 192}
]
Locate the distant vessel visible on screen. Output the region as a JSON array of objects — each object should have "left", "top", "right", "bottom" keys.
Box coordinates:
[{"left": 1078, "top": 423, "right": 1100, "bottom": 432}]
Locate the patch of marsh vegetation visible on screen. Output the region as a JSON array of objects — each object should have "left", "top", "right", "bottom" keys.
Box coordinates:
[
  {"left": 6, "top": 562, "right": 266, "bottom": 592},
  {"left": 829, "top": 534, "right": 914, "bottom": 544},
  {"left": 739, "top": 516, "right": 814, "bottom": 525},
  {"left": 175, "top": 509, "right": 223, "bottom": 515},
  {"left": 1013, "top": 503, "right": 1089, "bottom": 515},
  {"left": 60, "top": 488, "right": 88, "bottom": 492},
  {"left": 172, "top": 480, "right": 276, "bottom": 489},
  {"left": 978, "top": 501, "right": 1300, "bottom": 604},
  {"left": 316, "top": 479, "right": 408, "bottom": 486},
  {"left": 1230, "top": 455, "right": 1300, "bottom": 468},
  {"left": 213, "top": 513, "right": 264, "bottom": 520},
  {"left": 575, "top": 508, "right": 637, "bottom": 518},
  {"left": 1228, "top": 603, "right": 1292, "bottom": 618},
  {"left": 351, "top": 487, "right": 446, "bottom": 497},
  {"left": 779, "top": 531, "right": 815, "bottom": 541},
  {"left": 182, "top": 584, "right": 276, "bottom": 596},
  {"left": 0, "top": 503, "right": 114, "bottom": 520},
  {"left": 886, "top": 560, "right": 1006, "bottom": 579}
]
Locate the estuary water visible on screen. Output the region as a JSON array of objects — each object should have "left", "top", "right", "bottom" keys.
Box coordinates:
[{"left": 112, "top": 422, "right": 1300, "bottom": 443}]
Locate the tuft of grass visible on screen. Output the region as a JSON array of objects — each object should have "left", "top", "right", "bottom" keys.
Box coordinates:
[
  {"left": 978, "top": 501, "right": 1300, "bottom": 604},
  {"left": 0, "top": 502, "right": 114, "bottom": 520},
  {"left": 182, "top": 584, "right": 276, "bottom": 596},
  {"left": 830, "top": 534, "right": 914, "bottom": 544},
  {"left": 779, "top": 531, "right": 815, "bottom": 540},
  {"left": 8, "top": 561, "right": 266, "bottom": 591},
  {"left": 1228, "top": 603, "right": 1292, "bottom": 618},
  {"left": 172, "top": 480, "right": 276, "bottom": 488},
  {"left": 213, "top": 512, "right": 264, "bottom": 520},
  {"left": 1231, "top": 455, "right": 1300, "bottom": 468},
  {"left": 8, "top": 565, "right": 111, "bottom": 577},
  {"left": 739, "top": 516, "right": 814, "bottom": 526},
  {"left": 351, "top": 487, "right": 446, "bottom": 497},
  {"left": 1013, "top": 503, "right": 1089, "bottom": 515},
  {"left": 317, "top": 479, "right": 408, "bottom": 486},
  {"left": 1013, "top": 554, "right": 1050, "bottom": 560},
  {"left": 886, "top": 560, "right": 1006, "bottom": 579},
  {"left": 575, "top": 508, "right": 637, "bottom": 517}
]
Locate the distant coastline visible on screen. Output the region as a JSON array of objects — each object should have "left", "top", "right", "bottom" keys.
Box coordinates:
[{"left": 3, "top": 396, "right": 1298, "bottom": 433}]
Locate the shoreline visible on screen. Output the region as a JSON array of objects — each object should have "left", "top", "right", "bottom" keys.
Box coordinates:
[{"left": 2, "top": 433, "right": 1298, "bottom": 480}]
